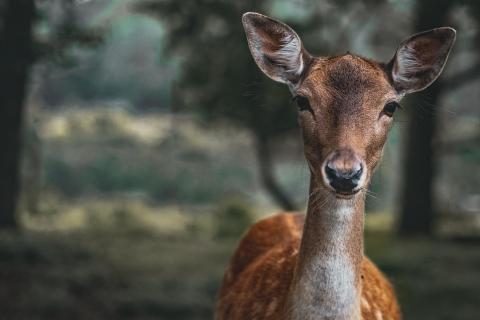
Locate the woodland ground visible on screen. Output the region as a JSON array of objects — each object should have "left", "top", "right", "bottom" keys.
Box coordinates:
[
  {"left": 0, "top": 204, "right": 479, "bottom": 320},
  {"left": 3, "top": 109, "right": 476, "bottom": 319}
]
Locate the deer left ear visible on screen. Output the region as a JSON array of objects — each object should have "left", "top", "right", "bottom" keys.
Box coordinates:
[
  {"left": 389, "top": 27, "right": 456, "bottom": 94},
  {"left": 242, "top": 12, "right": 311, "bottom": 87}
]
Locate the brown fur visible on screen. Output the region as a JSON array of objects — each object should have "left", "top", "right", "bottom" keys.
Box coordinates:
[
  {"left": 296, "top": 55, "right": 395, "bottom": 184},
  {"left": 216, "top": 214, "right": 401, "bottom": 320},
  {"left": 215, "top": 12, "right": 454, "bottom": 320},
  {"left": 215, "top": 53, "right": 399, "bottom": 320}
]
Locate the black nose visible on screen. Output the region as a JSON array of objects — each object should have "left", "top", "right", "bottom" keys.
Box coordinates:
[{"left": 325, "top": 163, "right": 363, "bottom": 193}]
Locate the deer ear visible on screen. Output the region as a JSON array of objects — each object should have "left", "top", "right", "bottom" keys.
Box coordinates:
[
  {"left": 389, "top": 27, "right": 456, "bottom": 94},
  {"left": 242, "top": 12, "right": 310, "bottom": 86}
]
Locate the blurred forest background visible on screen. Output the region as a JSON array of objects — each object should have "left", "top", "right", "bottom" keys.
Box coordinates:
[{"left": 0, "top": 0, "right": 479, "bottom": 319}]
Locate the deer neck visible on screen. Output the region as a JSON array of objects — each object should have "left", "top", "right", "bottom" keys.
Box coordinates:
[{"left": 286, "top": 177, "right": 365, "bottom": 320}]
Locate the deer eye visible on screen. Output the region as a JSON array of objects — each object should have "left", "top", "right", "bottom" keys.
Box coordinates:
[
  {"left": 293, "top": 95, "right": 311, "bottom": 111},
  {"left": 382, "top": 101, "right": 400, "bottom": 117}
]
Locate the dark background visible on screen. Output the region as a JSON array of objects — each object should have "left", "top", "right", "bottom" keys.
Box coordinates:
[{"left": 0, "top": 0, "right": 479, "bottom": 319}]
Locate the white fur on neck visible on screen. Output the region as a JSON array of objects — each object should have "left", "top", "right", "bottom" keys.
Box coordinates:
[{"left": 289, "top": 202, "right": 360, "bottom": 320}]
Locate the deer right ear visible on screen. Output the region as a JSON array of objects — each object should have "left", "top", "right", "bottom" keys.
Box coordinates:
[
  {"left": 242, "top": 12, "right": 310, "bottom": 86},
  {"left": 389, "top": 27, "right": 456, "bottom": 94}
]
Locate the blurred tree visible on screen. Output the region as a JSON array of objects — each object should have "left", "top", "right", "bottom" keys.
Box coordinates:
[
  {"left": 21, "top": 0, "right": 102, "bottom": 216},
  {"left": 399, "top": 0, "right": 480, "bottom": 236},
  {"left": 398, "top": 0, "right": 453, "bottom": 236},
  {"left": 35, "top": 0, "right": 102, "bottom": 59},
  {"left": 0, "top": 0, "right": 35, "bottom": 228},
  {"left": 135, "top": 0, "right": 299, "bottom": 210},
  {"left": 34, "top": 0, "right": 172, "bottom": 110},
  {"left": 34, "top": 0, "right": 103, "bottom": 106},
  {"left": 0, "top": 0, "right": 103, "bottom": 225}
]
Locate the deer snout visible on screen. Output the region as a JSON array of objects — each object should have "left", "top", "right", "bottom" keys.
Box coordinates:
[{"left": 323, "top": 149, "right": 365, "bottom": 195}]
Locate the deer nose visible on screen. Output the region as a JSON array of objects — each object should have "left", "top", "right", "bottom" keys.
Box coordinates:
[{"left": 324, "top": 151, "right": 364, "bottom": 193}]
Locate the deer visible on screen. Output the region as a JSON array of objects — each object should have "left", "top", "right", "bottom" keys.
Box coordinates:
[{"left": 216, "top": 12, "right": 456, "bottom": 320}]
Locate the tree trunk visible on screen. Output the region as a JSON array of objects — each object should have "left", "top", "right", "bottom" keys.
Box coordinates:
[
  {"left": 398, "top": 0, "right": 452, "bottom": 236},
  {"left": 0, "top": 0, "right": 35, "bottom": 228},
  {"left": 255, "top": 137, "right": 296, "bottom": 211}
]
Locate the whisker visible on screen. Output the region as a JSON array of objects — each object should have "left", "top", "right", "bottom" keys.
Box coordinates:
[
  {"left": 308, "top": 187, "right": 320, "bottom": 199},
  {"left": 311, "top": 195, "right": 330, "bottom": 213},
  {"left": 366, "top": 193, "right": 381, "bottom": 201},
  {"left": 366, "top": 189, "right": 380, "bottom": 196},
  {"left": 359, "top": 187, "right": 382, "bottom": 202},
  {"left": 308, "top": 193, "right": 324, "bottom": 211}
]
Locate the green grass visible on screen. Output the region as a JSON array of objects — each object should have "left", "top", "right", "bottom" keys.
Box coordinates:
[
  {"left": 366, "top": 232, "right": 480, "bottom": 320},
  {"left": 1, "top": 209, "right": 479, "bottom": 320},
  {"left": 0, "top": 229, "right": 234, "bottom": 320}
]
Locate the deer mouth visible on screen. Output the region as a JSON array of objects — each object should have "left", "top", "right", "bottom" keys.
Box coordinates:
[{"left": 333, "top": 189, "right": 361, "bottom": 199}]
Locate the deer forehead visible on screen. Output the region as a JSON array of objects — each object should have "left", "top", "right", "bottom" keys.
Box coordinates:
[{"left": 299, "top": 55, "right": 396, "bottom": 110}]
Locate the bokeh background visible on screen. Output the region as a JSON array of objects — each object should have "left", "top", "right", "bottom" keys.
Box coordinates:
[{"left": 0, "top": 0, "right": 479, "bottom": 319}]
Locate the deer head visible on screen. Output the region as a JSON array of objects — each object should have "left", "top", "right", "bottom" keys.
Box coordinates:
[{"left": 242, "top": 12, "right": 455, "bottom": 199}]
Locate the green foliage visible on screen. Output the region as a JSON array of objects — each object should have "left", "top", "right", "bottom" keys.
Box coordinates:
[
  {"left": 44, "top": 157, "right": 84, "bottom": 197},
  {"left": 34, "top": 0, "right": 103, "bottom": 62},
  {"left": 85, "top": 204, "right": 145, "bottom": 234},
  {"left": 44, "top": 153, "right": 229, "bottom": 203},
  {"left": 41, "top": 110, "right": 256, "bottom": 204},
  {"left": 35, "top": 1, "right": 173, "bottom": 109},
  {"left": 214, "top": 198, "right": 254, "bottom": 239},
  {"left": 135, "top": 0, "right": 298, "bottom": 140}
]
